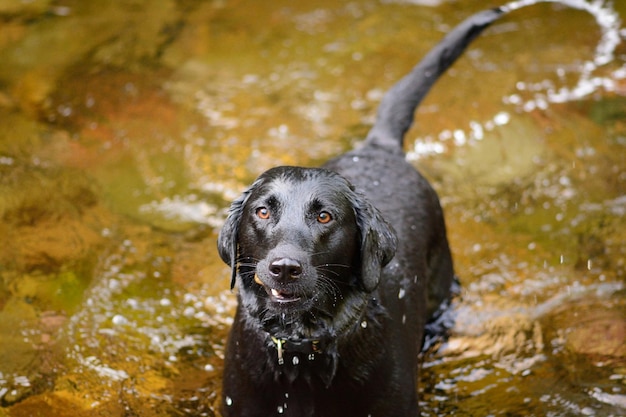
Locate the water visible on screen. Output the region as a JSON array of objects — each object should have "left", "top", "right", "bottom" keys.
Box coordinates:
[{"left": 0, "top": 0, "right": 624, "bottom": 415}]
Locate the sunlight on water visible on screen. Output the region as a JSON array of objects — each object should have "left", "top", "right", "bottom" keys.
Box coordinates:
[
  {"left": 57, "top": 236, "right": 236, "bottom": 412},
  {"left": 139, "top": 195, "right": 225, "bottom": 229},
  {"left": 0, "top": 0, "right": 624, "bottom": 415},
  {"left": 408, "top": 0, "right": 625, "bottom": 160}
]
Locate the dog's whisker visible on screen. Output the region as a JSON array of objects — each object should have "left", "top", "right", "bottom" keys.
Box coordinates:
[{"left": 315, "top": 275, "right": 344, "bottom": 304}]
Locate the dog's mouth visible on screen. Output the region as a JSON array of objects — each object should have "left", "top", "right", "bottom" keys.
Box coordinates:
[{"left": 255, "top": 274, "right": 302, "bottom": 304}]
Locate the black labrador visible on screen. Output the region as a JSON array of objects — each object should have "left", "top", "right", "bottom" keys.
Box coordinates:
[{"left": 218, "top": 6, "right": 507, "bottom": 417}]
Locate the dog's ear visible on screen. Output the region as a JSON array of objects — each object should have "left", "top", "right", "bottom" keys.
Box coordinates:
[
  {"left": 351, "top": 191, "right": 397, "bottom": 292},
  {"left": 217, "top": 182, "right": 258, "bottom": 290}
]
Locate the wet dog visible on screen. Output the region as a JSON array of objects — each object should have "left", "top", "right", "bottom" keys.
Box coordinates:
[{"left": 218, "top": 6, "right": 506, "bottom": 417}]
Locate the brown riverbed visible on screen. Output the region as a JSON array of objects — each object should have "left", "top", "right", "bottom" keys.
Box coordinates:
[{"left": 1, "top": 0, "right": 625, "bottom": 416}]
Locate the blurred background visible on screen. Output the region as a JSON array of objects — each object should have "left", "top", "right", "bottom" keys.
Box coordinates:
[{"left": 0, "top": 0, "right": 624, "bottom": 415}]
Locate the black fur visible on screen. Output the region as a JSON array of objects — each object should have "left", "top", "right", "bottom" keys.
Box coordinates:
[{"left": 217, "top": 6, "right": 506, "bottom": 417}]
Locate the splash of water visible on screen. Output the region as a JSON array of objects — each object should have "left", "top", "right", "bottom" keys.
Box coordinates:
[
  {"left": 505, "top": 0, "right": 623, "bottom": 99},
  {"left": 410, "top": 0, "right": 624, "bottom": 159}
]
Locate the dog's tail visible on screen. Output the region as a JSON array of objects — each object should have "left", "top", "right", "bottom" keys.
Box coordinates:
[{"left": 365, "top": 7, "right": 506, "bottom": 149}]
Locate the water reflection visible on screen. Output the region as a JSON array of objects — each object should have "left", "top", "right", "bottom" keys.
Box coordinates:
[{"left": 0, "top": 0, "right": 625, "bottom": 416}]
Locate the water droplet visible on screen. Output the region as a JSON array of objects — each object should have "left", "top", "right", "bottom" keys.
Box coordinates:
[
  {"left": 277, "top": 405, "right": 284, "bottom": 414},
  {"left": 494, "top": 111, "right": 510, "bottom": 126},
  {"left": 453, "top": 129, "right": 466, "bottom": 146},
  {"left": 352, "top": 156, "right": 359, "bottom": 162},
  {"left": 581, "top": 407, "right": 595, "bottom": 416},
  {"left": 292, "top": 356, "right": 300, "bottom": 365},
  {"left": 0, "top": 156, "right": 14, "bottom": 166},
  {"left": 398, "top": 288, "right": 406, "bottom": 299},
  {"left": 225, "top": 396, "right": 233, "bottom": 406},
  {"left": 360, "top": 320, "right": 367, "bottom": 329}
]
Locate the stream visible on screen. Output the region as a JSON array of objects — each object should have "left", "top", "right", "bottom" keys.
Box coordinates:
[{"left": 0, "top": 0, "right": 625, "bottom": 415}]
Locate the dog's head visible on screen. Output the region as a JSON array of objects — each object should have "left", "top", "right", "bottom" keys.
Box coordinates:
[{"left": 217, "top": 166, "right": 396, "bottom": 330}]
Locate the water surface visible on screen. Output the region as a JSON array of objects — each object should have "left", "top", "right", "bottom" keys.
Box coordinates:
[{"left": 0, "top": 0, "right": 625, "bottom": 416}]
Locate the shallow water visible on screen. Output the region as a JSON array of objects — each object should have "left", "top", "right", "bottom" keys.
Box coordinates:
[{"left": 0, "top": 0, "right": 625, "bottom": 416}]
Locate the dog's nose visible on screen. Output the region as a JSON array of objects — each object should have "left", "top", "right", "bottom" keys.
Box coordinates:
[{"left": 269, "top": 258, "right": 303, "bottom": 280}]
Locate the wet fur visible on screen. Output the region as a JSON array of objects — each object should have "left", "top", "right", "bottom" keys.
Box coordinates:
[{"left": 217, "top": 6, "right": 506, "bottom": 417}]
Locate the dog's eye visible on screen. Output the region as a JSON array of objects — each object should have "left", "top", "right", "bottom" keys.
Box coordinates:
[
  {"left": 256, "top": 207, "right": 270, "bottom": 220},
  {"left": 317, "top": 211, "right": 332, "bottom": 224}
]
